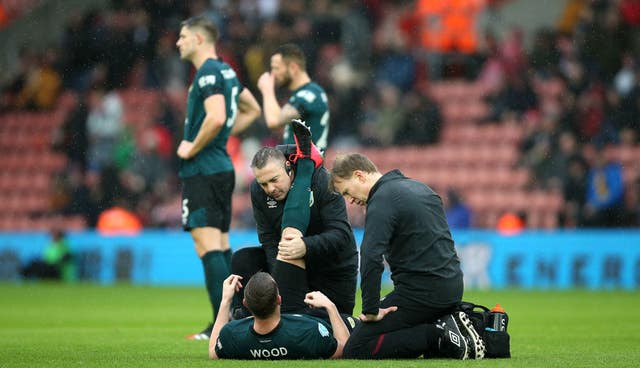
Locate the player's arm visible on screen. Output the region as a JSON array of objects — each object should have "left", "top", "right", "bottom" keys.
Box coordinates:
[
  {"left": 263, "top": 97, "right": 300, "bottom": 129},
  {"left": 251, "top": 182, "right": 281, "bottom": 267},
  {"left": 230, "top": 88, "right": 261, "bottom": 136},
  {"left": 178, "top": 94, "right": 226, "bottom": 159},
  {"left": 359, "top": 196, "right": 396, "bottom": 318},
  {"left": 257, "top": 72, "right": 300, "bottom": 129},
  {"left": 304, "top": 291, "right": 350, "bottom": 359},
  {"left": 272, "top": 103, "right": 301, "bottom": 129},
  {"left": 209, "top": 274, "right": 243, "bottom": 359},
  {"left": 189, "top": 94, "right": 226, "bottom": 156}
]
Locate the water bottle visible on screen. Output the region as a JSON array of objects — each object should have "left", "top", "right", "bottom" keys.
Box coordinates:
[{"left": 490, "top": 304, "right": 508, "bottom": 332}]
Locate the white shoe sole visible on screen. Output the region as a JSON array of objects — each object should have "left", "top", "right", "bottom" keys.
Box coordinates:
[
  {"left": 186, "top": 333, "right": 210, "bottom": 340},
  {"left": 456, "top": 312, "right": 486, "bottom": 359}
]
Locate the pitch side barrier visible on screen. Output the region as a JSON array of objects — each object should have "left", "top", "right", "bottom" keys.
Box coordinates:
[{"left": 1, "top": 230, "right": 639, "bottom": 289}]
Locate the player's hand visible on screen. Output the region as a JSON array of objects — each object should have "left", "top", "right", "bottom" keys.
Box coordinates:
[
  {"left": 257, "top": 72, "right": 274, "bottom": 92},
  {"left": 177, "top": 140, "right": 194, "bottom": 159},
  {"left": 278, "top": 233, "right": 306, "bottom": 259},
  {"left": 304, "top": 291, "right": 332, "bottom": 309},
  {"left": 221, "top": 274, "right": 243, "bottom": 301},
  {"left": 359, "top": 306, "right": 397, "bottom": 322}
]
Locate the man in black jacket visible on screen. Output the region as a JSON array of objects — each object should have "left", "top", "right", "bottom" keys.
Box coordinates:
[
  {"left": 231, "top": 122, "right": 357, "bottom": 316},
  {"left": 329, "top": 153, "right": 485, "bottom": 360}
]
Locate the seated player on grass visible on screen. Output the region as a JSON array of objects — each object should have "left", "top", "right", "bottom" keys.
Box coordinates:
[{"left": 208, "top": 259, "right": 350, "bottom": 359}]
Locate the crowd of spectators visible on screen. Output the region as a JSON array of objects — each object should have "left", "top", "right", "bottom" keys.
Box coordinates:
[
  {"left": 0, "top": 0, "right": 639, "bottom": 229},
  {"left": 0, "top": 1, "right": 42, "bottom": 29},
  {"left": 510, "top": 0, "right": 640, "bottom": 228}
]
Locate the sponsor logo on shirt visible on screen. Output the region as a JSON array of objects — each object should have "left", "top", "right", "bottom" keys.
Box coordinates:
[
  {"left": 266, "top": 197, "right": 278, "bottom": 209},
  {"left": 198, "top": 75, "right": 216, "bottom": 88}
]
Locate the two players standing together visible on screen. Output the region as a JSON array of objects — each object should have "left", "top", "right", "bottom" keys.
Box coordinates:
[{"left": 175, "top": 15, "right": 485, "bottom": 360}]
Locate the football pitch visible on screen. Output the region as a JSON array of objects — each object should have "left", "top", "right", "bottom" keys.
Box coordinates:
[{"left": 0, "top": 284, "right": 638, "bottom": 367}]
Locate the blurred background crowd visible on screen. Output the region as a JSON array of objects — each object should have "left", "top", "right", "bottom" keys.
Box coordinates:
[{"left": 0, "top": 0, "right": 639, "bottom": 232}]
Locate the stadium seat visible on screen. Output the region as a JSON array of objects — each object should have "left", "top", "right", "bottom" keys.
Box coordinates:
[{"left": 64, "top": 215, "right": 88, "bottom": 231}]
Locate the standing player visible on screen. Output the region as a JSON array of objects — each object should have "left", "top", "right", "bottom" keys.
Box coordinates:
[
  {"left": 329, "top": 153, "right": 486, "bottom": 359},
  {"left": 257, "top": 43, "right": 330, "bottom": 153},
  {"left": 176, "top": 15, "right": 261, "bottom": 340}
]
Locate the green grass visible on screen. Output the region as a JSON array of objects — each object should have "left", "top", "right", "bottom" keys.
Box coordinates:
[{"left": 0, "top": 284, "right": 638, "bottom": 367}]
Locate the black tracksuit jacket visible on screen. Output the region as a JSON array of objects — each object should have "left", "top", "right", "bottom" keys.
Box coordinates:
[
  {"left": 360, "top": 170, "right": 463, "bottom": 315},
  {"left": 250, "top": 166, "right": 358, "bottom": 315}
]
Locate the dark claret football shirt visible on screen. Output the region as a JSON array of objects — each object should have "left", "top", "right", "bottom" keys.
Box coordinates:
[{"left": 179, "top": 58, "right": 243, "bottom": 178}]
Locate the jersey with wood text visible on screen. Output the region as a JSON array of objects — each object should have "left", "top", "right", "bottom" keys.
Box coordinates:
[
  {"left": 179, "top": 58, "right": 243, "bottom": 178},
  {"left": 282, "top": 81, "right": 329, "bottom": 153},
  {"left": 215, "top": 314, "right": 337, "bottom": 360}
]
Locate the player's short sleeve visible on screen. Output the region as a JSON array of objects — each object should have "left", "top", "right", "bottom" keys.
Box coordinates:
[
  {"left": 214, "top": 325, "right": 238, "bottom": 359},
  {"left": 308, "top": 320, "right": 338, "bottom": 358},
  {"left": 196, "top": 64, "right": 224, "bottom": 99},
  {"left": 288, "top": 88, "right": 318, "bottom": 115}
]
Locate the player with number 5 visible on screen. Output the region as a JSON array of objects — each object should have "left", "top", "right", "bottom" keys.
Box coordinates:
[{"left": 176, "top": 15, "right": 261, "bottom": 340}]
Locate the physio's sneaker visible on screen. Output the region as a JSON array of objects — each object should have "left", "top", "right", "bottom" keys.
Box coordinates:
[
  {"left": 436, "top": 313, "right": 469, "bottom": 360},
  {"left": 186, "top": 322, "right": 213, "bottom": 340},
  {"left": 289, "top": 119, "right": 323, "bottom": 168},
  {"left": 455, "top": 311, "right": 486, "bottom": 359}
]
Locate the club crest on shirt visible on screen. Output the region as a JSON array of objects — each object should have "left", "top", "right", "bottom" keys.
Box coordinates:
[{"left": 266, "top": 197, "right": 278, "bottom": 209}]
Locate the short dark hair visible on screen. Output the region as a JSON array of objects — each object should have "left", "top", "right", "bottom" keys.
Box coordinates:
[
  {"left": 275, "top": 43, "right": 307, "bottom": 71},
  {"left": 251, "top": 147, "right": 286, "bottom": 170},
  {"left": 181, "top": 15, "right": 219, "bottom": 43},
  {"left": 330, "top": 153, "right": 378, "bottom": 184},
  {"left": 244, "top": 272, "right": 279, "bottom": 319}
]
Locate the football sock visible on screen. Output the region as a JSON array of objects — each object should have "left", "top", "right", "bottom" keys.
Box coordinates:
[
  {"left": 281, "top": 158, "right": 314, "bottom": 233},
  {"left": 201, "top": 250, "right": 230, "bottom": 320},
  {"left": 223, "top": 249, "right": 233, "bottom": 269}
]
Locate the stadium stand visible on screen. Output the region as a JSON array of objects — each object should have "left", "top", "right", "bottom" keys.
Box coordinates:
[
  {"left": 0, "top": 0, "right": 639, "bottom": 231},
  {"left": 0, "top": 92, "right": 86, "bottom": 231},
  {"left": 0, "top": 0, "right": 42, "bottom": 28}
]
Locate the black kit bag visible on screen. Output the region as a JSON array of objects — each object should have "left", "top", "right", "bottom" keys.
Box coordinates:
[{"left": 458, "top": 301, "right": 511, "bottom": 358}]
